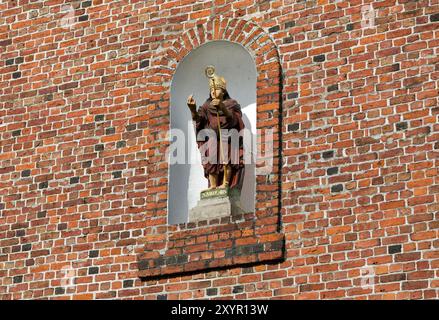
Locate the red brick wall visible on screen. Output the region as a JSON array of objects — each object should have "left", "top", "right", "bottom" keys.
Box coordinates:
[{"left": 1, "top": 0, "right": 438, "bottom": 300}]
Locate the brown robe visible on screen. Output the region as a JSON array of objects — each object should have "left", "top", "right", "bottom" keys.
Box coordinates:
[{"left": 194, "top": 98, "right": 245, "bottom": 189}]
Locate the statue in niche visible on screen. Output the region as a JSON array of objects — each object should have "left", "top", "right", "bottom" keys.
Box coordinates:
[{"left": 186, "top": 66, "right": 247, "bottom": 221}]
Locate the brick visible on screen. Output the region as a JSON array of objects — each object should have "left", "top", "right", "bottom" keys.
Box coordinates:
[
  {"left": 232, "top": 285, "right": 244, "bottom": 294},
  {"left": 322, "top": 150, "right": 334, "bottom": 159},
  {"left": 380, "top": 273, "right": 406, "bottom": 283},
  {"left": 268, "top": 25, "right": 280, "bottom": 33},
  {"left": 112, "top": 171, "right": 122, "bottom": 179},
  {"left": 431, "top": 13, "right": 439, "bottom": 22},
  {"left": 89, "top": 250, "right": 99, "bottom": 258},
  {"left": 70, "top": 177, "right": 80, "bottom": 184},
  {"left": 288, "top": 123, "right": 299, "bottom": 132},
  {"left": 21, "top": 170, "right": 31, "bottom": 177},
  {"left": 285, "top": 21, "right": 295, "bottom": 28},
  {"left": 88, "top": 267, "right": 99, "bottom": 275},
  {"left": 95, "top": 144, "right": 104, "bottom": 151},
  {"left": 331, "top": 184, "right": 343, "bottom": 193},
  {"left": 78, "top": 15, "right": 89, "bottom": 22},
  {"left": 95, "top": 114, "right": 105, "bottom": 122},
  {"left": 140, "top": 60, "right": 150, "bottom": 68},
  {"left": 408, "top": 196, "right": 434, "bottom": 206},
  {"left": 288, "top": 92, "right": 298, "bottom": 99},
  {"left": 313, "top": 54, "right": 325, "bottom": 62},
  {"left": 388, "top": 245, "right": 401, "bottom": 254},
  {"left": 38, "top": 181, "right": 48, "bottom": 189},
  {"left": 402, "top": 281, "right": 428, "bottom": 290},
  {"left": 116, "top": 141, "right": 126, "bottom": 148},
  {"left": 380, "top": 201, "right": 405, "bottom": 210},
  {"left": 206, "top": 288, "right": 217, "bottom": 296},
  {"left": 59, "top": 82, "right": 78, "bottom": 90},
  {"left": 327, "top": 167, "right": 338, "bottom": 175},
  {"left": 189, "top": 281, "right": 211, "bottom": 290},
  {"left": 0, "top": 39, "right": 12, "bottom": 46},
  {"left": 395, "top": 253, "right": 421, "bottom": 262}
]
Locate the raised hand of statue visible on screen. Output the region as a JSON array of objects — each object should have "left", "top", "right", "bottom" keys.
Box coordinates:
[{"left": 187, "top": 94, "right": 196, "bottom": 112}]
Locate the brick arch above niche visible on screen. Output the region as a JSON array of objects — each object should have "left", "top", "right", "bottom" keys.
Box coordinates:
[
  {"left": 146, "top": 16, "right": 281, "bottom": 95},
  {"left": 165, "top": 17, "right": 280, "bottom": 70},
  {"left": 137, "top": 17, "right": 284, "bottom": 279}
]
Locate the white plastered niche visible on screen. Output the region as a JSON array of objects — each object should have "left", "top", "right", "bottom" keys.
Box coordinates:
[{"left": 168, "top": 40, "right": 257, "bottom": 225}]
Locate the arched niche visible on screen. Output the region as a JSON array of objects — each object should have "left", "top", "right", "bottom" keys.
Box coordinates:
[{"left": 168, "top": 40, "right": 257, "bottom": 225}]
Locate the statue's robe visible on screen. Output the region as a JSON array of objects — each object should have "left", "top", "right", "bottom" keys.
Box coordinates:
[{"left": 194, "top": 98, "right": 245, "bottom": 189}]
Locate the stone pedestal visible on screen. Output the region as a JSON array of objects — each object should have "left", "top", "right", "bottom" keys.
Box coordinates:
[{"left": 189, "top": 187, "right": 246, "bottom": 222}]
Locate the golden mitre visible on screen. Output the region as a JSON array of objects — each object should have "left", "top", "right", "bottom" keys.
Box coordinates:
[
  {"left": 205, "top": 65, "right": 227, "bottom": 90},
  {"left": 209, "top": 75, "right": 227, "bottom": 91}
]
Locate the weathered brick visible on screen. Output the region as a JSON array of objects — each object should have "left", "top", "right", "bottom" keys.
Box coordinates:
[{"left": 388, "top": 245, "right": 402, "bottom": 254}]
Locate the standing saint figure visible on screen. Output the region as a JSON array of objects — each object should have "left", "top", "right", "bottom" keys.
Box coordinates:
[{"left": 186, "top": 67, "right": 245, "bottom": 191}]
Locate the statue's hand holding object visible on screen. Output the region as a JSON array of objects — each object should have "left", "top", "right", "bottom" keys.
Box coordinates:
[{"left": 210, "top": 98, "right": 222, "bottom": 109}]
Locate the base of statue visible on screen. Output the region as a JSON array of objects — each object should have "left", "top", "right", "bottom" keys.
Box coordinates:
[{"left": 188, "top": 187, "right": 246, "bottom": 222}]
